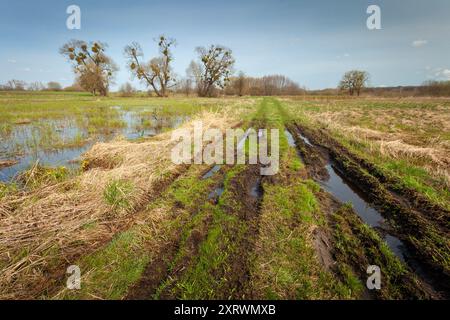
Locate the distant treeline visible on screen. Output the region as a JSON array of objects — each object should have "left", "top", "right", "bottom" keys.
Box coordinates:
[
  {"left": 173, "top": 74, "right": 306, "bottom": 97},
  {"left": 0, "top": 79, "right": 83, "bottom": 92},
  {"left": 309, "top": 80, "right": 450, "bottom": 97},
  {"left": 2, "top": 78, "right": 450, "bottom": 98}
]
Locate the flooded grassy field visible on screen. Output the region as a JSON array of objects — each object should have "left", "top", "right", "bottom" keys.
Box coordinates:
[
  {"left": 0, "top": 92, "right": 241, "bottom": 182},
  {"left": 0, "top": 93, "right": 448, "bottom": 300}
]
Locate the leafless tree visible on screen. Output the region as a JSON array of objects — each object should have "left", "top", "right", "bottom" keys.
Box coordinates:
[
  {"left": 175, "top": 78, "right": 193, "bottom": 96},
  {"left": 187, "top": 60, "right": 202, "bottom": 95},
  {"left": 191, "top": 45, "right": 235, "bottom": 97},
  {"left": 225, "top": 74, "right": 303, "bottom": 96},
  {"left": 118, "top": 82, "right": 136, "bottom": 97},
  {"left": 124, "top": 36, "right": 176, "bottom": 97},
  {"left": 27, "top": 82, "right": 45, "bottom": 91},
  {"left": 420, "top": 80, "right": 450, "bottom": 96},
  {"left": 233, "top": 71, "right": 248, "bottom": 96},
  {"left": 60, "top": 40, "right": 118, "bottom": 96},
  {"left": 2, "top": 79, "right": 27, "bottom": 91},
  {"left": 339, "top": 70, "right": 370, "bottom": 96}
]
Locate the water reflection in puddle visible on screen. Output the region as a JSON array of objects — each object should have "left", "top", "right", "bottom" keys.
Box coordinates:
[
  {"left": 208, "top": 185, "right": 224, "bottom": 203},
  {"left": 321, "top": 164, "right": 384, "bottom": 228},
  {"left": 285, "top": 130, "right": 296, "bottom": 147},
  {"left": 250, "top": 177, "right": 263, "bottom": 199},
  {"left": 202, "top": 165, "right": 222, "bottom": 180},
  {"left": 0, "top": 106, "right": 189, "bottom": 182},
  {"left": 286, "top": 130, "right": 412, "bottom": 264}
]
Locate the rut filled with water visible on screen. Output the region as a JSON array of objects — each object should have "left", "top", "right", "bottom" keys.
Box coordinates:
[{"left": 284, "top": 128, "right": 442, "bottom": 291}]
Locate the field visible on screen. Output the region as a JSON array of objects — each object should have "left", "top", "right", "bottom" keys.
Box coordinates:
[{"left": 0, "top": 92, "right": 449, "bottom": 300}]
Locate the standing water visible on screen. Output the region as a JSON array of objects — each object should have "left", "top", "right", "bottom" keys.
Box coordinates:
[
  {"left": 0, "top": 107, "right": 189, "bottom": 182},
  {"left": 285, "top": 129, "right": 449, "bottom": 292},
  {"left": 285, "top": 129, "right": 409, "bottom": 262}
]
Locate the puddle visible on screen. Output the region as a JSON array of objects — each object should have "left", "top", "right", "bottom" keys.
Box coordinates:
[
  {"left": 202, "top": 165, "right": 222, "bottom": 180},
  {"left": 314, "top": 153, "right": 413, "bottom": 266},
  {"left": 385, "top": 235, "right": 407, "bottom": 263},
  {"left": 293, "top": 130, "right": 313, "bottom": 147},
  {"left": 0, "top": 106, "right": 189, "bottom": 183},
  {"left": 300, "top": 135, "right": 313, "bottom": 147},
  {"left": 292, "top": 130, "right": 442, "bottom": 290},
  {"left": 321, "top": 164, "right": 384, "bottom": 228},
  {"left": 285, "top": 130, "right": 296, "bottom": 147},
  {"left": 203, "top": 128, "right": 257, "bottom": 191},
  {"left": 208, "top": 185, "right": 224, "bottom": 203},
  {"left": 250, "top": 177, "right": 263, "bottom": 199},
  {"left": 296, "top": 131, "right": 408, "bottom": 253},
  {"left": 0, "top": 144, "right": 93, "bottom": 182},
  {"left": 289, "top": 128, "right": 412, "bottom": 260},
  {"left": 285, "top": 129, "right": 308, "bottom": 159},
  {"left": 322, "top": 162, "right": 412, "bottom": 264}
]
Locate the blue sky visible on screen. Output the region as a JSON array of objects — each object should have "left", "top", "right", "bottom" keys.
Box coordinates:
[{"left": 1, "top": 0, "right": 449, "bottom": 90}]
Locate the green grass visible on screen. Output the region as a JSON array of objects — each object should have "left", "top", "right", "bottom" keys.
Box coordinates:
[
  {"left": 0, "top": 91, "right": 248, "bottom": 158},
  {"left": 165, "top": 165, "right": 247, "bottom": 300},
  {"left": 331, "top": 205, "right": 428, "bottom": 299},
  {"left": 282, "top": 96, "right": 450, "bottom": 210},
  {"left": 103, "top": 179, "right": 135, "bottom": 212},
  {"left": 66, "top": 229, "right": 151, "bottom": 300},
  {"left": 382, "top": 160, "right": 450, "bottom": 207},
  {"left": 18, "top": 165, "right": 70, "bottom": 188},
  {"left": 250, "top": 98, "right": 359, "bottom": 300},
  {"left": 334, "top": 134, "right": 450, "bottom": 210},
  {"left": 0, "top": 91, "right": 241, "bottom": 123},
  {"left": 0, "top": 182, "right": 18, "bottom": 199},
  {"left": 59, "top": 164, "right": 217, "bottom": 300}
]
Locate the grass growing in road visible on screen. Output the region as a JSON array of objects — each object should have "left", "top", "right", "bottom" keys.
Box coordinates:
[
  {"left": 331, "top": 205, "right": 429, "bottom": 299},
  {"left": 56, "top": 164, "right": 218, "bottom": 300},
  {"left": 251, "top": 98, "right": 360, "bottom": 299}
]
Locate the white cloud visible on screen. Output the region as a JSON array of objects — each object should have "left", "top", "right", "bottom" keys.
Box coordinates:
[
  {"left": 23, "top": 67, "right": 31, "bottom": 72},
  {"left": 412, "top": 39, "right": 428, "bottom": 47},
  {"left": 7, "top": 59, "right": 17, "bottom": 64},
  {"left": 435, "top": 68, "right": 450, "bottom": 79}
]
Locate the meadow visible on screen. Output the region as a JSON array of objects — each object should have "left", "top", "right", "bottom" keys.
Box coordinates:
[
  {"left": 281, "top": 96, "right": 450, "bottom": 210},
  {"left": 0, "top": 91, "right": 249, "bottom": 182},
  {"left": 0, "top": 92, "right": 448, "bottom": 300}
]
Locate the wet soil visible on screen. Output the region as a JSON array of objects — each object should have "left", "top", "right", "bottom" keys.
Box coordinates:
[
  {"left": 285, "top": 122, "right": 449, "bottom": 299},
  {"left": 29, "top": 164, "right": 191, "bottom": 300},
  {"left": 126, "top": 166, "right": 223, "bottom": 300}
]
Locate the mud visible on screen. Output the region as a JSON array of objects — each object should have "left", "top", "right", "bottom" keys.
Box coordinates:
[
  {"left": 202, "top": 165, "right": 222, "bottom": 180},
  {"left": 32, "top": 164, "right": 191, "bottom": 300},
  {"left": 296, "top": 124, "right": 450, "bottom": 234},
  {"left": 330, "top": 206, "right": 432, "bottom": 300},
  {"left": 218, "top": 165, "right": 263, "bottom": 299},
  {"left": 126, "top": 166, "right": 221, "bottom": 300},
  {"left": 155, "top": 213, "right": 214, "bottom": 300},
  {"left": 287, "top": 122, "right": 450, "bottom": 298}
]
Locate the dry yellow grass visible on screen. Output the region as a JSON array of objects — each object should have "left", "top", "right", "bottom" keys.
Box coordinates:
[
  {"left": 304, "top": 109, "right": 450, "bottom": 188},
  {"left": 0, "top": 108, "right": 242, "bottom": 299}
]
